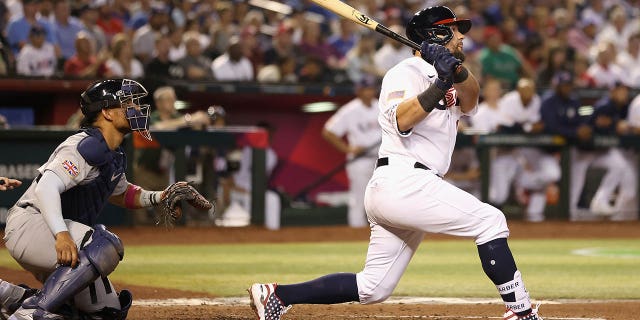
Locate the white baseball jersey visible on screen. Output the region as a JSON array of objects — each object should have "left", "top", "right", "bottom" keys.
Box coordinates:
[
  {"left": 497, "top": 90, "right": 541, "bottom": 131},
  {"left": 15, "top": 43, "right": 56, "bottom": 77},
  {"left": 324, "top": 97, "right": 381, "bottom": 159},
  {"left": 471, "top": 102, "right": 503, "bottom": 133},
  {"left": 627, "top": 94, "right": 640, "bottom": 128},
  {"left": 377, "top": 56, "right": 476, "bottom": 175}
]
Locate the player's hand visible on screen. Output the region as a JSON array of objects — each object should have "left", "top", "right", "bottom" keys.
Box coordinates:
[
  {"left": 55, "top": 231, "right": 79, "bottom": 268},
  {"left": 0, "top": 177, "right": 22, "bottom": 191},
  {"left": 189, "top": 111, "right": 211, "bottom": 128},
  {"left": 576, "top": 125, "right": 592, "bottom": 141}
]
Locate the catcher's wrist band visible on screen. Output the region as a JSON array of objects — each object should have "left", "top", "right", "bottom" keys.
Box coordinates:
[
  {"left": 417, "top": 84, "right": 447, "bottom": 113},
  {"left": 140, "top": 190, "right": 162, "bottom": 207}
]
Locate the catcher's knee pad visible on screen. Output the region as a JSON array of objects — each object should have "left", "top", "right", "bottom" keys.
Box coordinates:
[
  {"left": 86, "top": 225, "right": 124, "bottom": 277},
  {"left": 23, "top": 226, "right": 124, "bottom": 313}
]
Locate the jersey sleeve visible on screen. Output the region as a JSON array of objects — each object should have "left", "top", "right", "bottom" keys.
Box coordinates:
[
  {"left": 380, "top": 64, "right": 430, "bottom": 137},
  {"left": 112, "top": 174, "right": 129, "bottom": 196},
  {"left": 41, "top": 144, "right": 91, "bottom": 191},
  {"left": 324, "top": 105, "right": 350, "bottom": 137}
]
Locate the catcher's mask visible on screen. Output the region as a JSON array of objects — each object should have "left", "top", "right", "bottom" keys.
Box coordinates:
[
  {"left": 406, "top": 6, "right": 471, "bottom": 46},
  {"left": 80, "top": 79, "right": 152, "bottom": 140}
]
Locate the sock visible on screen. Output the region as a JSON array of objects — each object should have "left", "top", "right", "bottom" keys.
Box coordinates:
[
  {"left": 477, "top": 238, "right": 532, "bottom": 316},
  {"left": 275, "top": 273, "right": 359, "bottom": 305}
]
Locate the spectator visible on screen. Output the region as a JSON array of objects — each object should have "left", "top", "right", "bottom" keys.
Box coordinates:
[
  {"left": 263, "top": 21, "right": 299, "bottom": 66},
  {"left": 95, "top": 0, "right": 125, "bottom": 43},
  {"left": 536, "top": 46, "right": 569, "bottom": 89},
  {"left": 168, "top": 26, "right": 185, "bottom": 62},
  {"left": 132, "top": 2, "right": 170, "bottom": 64},
  {"left": 6, "top": 0, "right": 57, "bottom": 55},
  {"left": 616, "top": 32, "right": 640, "bottom": 88},
  {"left": 211, "top": 36, "right": 253, "bottom": 81},
  {"left": 322, "top": 76, "right": 381, "bottom": 228},
  {"left": 51, "top": 0, "right": 83, "bottom": 61},
  {"left": 477, "top": 26, "right": 532, "bottom": 90},
  {"left": 627, "top": 91, "right": 640, "bottom": 134},
  {"left": 105, "top": 33, "right": 144, "bottom": 79},
  {"left": 344, "top": 33, "right": 384, "bottom": 84},
  {"left": 208, "top": 1, "right": 237, "bottom": 58},
  {"left": 373, "top": 24, "right": 412, "bottom": 73},
  {"left": 298, "top": 55, "right": 331, "bottom": 82},
  {"left": 573, "top": 53, "right": 596, "bottom": 88},
  {"left": 145, "top": 36, "right": 184, "bottom": 80},
  {"left": 595, "top": 5, "right": 630, "bottom": 54},
  {"left": 177, "top": 32, "right": 213, "bottom": 80},
  {"left": 328, "top": 19, "right": 357, "bottom": 60},
  {"left": 540, "top": 71, "right": 627, "bottom": 220},
  {"left": 77, "top": 3, "right": 107, "bottom": 53},
  {"left": 567, "top": 17, "right": 598, "bottom": 55},
  {"left": 257, "top": 55, "right": 297, "bottom": 83},
  {"left": 586, "top": 42, "right": 625, "bottom": 88},
  {"left": 298, "top": 20, "right": 341, "bottom": 70},
  {"left": 16, "top": 24, "right": 56, "bottom": 77},
  {"left": 63, "top": 31, "right": 109, "bottom": 78}
]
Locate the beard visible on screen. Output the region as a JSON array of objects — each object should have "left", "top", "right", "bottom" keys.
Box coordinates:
[{"left": 453, "top": 47, "right": 466, "bottom": 62}]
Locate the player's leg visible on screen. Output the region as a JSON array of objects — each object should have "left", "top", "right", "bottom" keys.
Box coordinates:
[
  {"left": 516, "top": 153, "right": 561, "bottom": 222},
  {"left": 489, "top": 151, "right": 519, "bottom": 207},
  {"left": 381, "top": 169, "right": 538, "bottom": 318},
  {"left": 569, "top": 149, "right": 594, "bottom": 219},
  {"left": 345, "top": 158, "right": 376, "bottom": 227},
  {"left": 10, "top": 225, "right": 126, "bottom": 320},
  {"left": 0, "top": 281, "right": 37, "bottom": 320}
]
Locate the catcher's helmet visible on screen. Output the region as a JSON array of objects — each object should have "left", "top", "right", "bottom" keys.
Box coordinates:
[
  {"left": 80, "top": 79, "right": 152, "bottom": 140},
  {"left": 406, "top": 6, "right": 471, "bottom": 46}
]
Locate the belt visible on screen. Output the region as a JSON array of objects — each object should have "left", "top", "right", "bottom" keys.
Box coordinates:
[{"left": 375, "top": 157, "right": 442, "bottom": 178}]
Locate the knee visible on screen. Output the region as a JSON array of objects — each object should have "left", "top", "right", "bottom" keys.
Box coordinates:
[
  {"left": 476, "top": 206, "right": 509, "bottom": 245},
  {"left": 356, "top": 273, "right": 393, "bottom": 304},
  {"left": 84, "top": 225, "right": 124, "bottom": 277}
]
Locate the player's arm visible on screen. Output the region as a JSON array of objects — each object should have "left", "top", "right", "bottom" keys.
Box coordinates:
[
  {"left": 322, "top": 128, "right": 356, "bottom": 155},
  {"left": 452, "top": 66, "right": 480, "bottom": 114},
  {"left": 109, "top": 183, "right": 163, "bottom": 209},
  {"left": 34, "top": 170, "right": 79, "bottom": 268},
  {"left": 0, "top": 177, "right": 22, "bottom": 191}
]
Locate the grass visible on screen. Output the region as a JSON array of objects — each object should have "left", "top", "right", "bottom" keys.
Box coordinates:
[{"left": 1, "top": 239, "right": 639, "bottom": 299}]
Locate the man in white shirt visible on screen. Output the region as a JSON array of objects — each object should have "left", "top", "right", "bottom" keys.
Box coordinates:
[{"left": 211, "top": 37, "right": 254, "bottom": 81}]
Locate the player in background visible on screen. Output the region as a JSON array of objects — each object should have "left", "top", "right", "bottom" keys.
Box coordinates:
[
  {"left": 322, "top": 76, "right": 381, "bottom": 228},
  {"left": 1, "top": 79, "right": 211, "bottom": 320},
  {"left": 248, "top": 6, "right": 542, "bottom": 320},
  {"left": 589, "top": 82, "right": 637, "bottom": 220},
  {"left": 0, "top": 177, "right": 22, "bottom": 191},
  {"left": 540, "top": 71, "right": 628, "bottom": 220},
  {"left": 493, "top": 79, "right": 561, "bottom": 222}
]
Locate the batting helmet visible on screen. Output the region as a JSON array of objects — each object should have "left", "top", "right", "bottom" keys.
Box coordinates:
[
  {"left": 80, "top": 79, "right": 152, "bottom": 140},
  {"left": 406, "top": 6, "right": 471, "bottom": 46}
]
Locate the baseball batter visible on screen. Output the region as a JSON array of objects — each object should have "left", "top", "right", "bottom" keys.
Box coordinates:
[
  {"left": 322, "top": 77, "right": 381, "bottom": 228},
  {"left": 0, "top": 79, "right": 212, "bottom": 320},
  {"left": 248, "top": 6, "right": 542, "bottom": 320}
]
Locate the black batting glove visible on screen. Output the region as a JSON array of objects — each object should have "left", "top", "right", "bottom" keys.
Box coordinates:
[{"left": 420, "top": 42, "right": 461, "bottom": 87}]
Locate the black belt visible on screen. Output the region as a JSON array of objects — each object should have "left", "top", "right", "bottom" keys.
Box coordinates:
[{"left": 375, "top": 157, "right": 442, "bottom": 178}]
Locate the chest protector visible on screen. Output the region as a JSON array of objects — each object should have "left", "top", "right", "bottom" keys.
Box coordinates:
[{"left": 60, "top": 128, "right": 126, "bottom": 226}]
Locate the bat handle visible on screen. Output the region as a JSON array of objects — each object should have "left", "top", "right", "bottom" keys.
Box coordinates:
[{"left": 374, "top": 24, "right": 421, "bottom": 51}]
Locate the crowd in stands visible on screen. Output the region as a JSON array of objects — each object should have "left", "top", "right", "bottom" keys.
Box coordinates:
[{"left": 0, "top": 0, "right": 637, "bottom": 88}]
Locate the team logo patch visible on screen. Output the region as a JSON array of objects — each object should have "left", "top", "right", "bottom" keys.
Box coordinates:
[
  {"left": 387, "top": 90, "right": 405, "bottom": 101},
  {"left": 62, "top": 160, "right": 79, "bottom": 177}
]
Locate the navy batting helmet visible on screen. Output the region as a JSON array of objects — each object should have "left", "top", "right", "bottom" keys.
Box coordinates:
[
  {"left": 406, "top": 6, "right": 471, "bottom": 45},
  {"left": 80, "top": 79, "right": 152, "bottom": 140}
]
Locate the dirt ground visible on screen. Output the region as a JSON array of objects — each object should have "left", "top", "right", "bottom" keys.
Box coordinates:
[{"left": 2, "top": 221, "right": 639, "bottom": 320}]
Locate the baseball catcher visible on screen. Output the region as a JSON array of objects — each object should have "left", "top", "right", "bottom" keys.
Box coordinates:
[{"left": 0, "top": 79, "right": 214, "bottom": 320}]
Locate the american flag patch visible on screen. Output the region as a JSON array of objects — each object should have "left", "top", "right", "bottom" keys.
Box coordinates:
[
  {"left": 387, "top": 90, "right": 405, "bottom": 101},
  {"left": 62, "top": 160, "right": 79, "bottom": 177}
]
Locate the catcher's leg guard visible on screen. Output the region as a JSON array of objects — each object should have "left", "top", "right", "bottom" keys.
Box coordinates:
[
  {"left": 77, "top": 290, "right": 132, "bottom": 320},
  {"left": 22, "top": 225, "right": 124, "bottom": 317}
]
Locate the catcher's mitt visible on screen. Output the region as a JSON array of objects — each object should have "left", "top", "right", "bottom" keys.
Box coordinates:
[{"left": 157, "top": 182, "right": 214, "bottom": 227}]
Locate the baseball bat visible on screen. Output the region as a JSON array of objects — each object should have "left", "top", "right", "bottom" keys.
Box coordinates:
[{"left": 309, "top": 0, "right": 420, "bottom": 51}]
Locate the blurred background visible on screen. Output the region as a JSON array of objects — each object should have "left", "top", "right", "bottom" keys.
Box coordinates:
[{"left": 1, "top": 0, "right": 640, "bottom": 229}]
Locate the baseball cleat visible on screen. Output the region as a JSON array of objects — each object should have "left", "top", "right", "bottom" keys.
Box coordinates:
[
  {"left": 248, "top": 283, "right": 291, "bottom": 320},
  {"left": 503, "top": 304, "right": 543, "bottom": 320}
]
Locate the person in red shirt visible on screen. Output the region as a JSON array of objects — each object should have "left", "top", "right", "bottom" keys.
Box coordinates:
[{"left": 63, "top": 32, "right": 110, "bottom": 78}]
